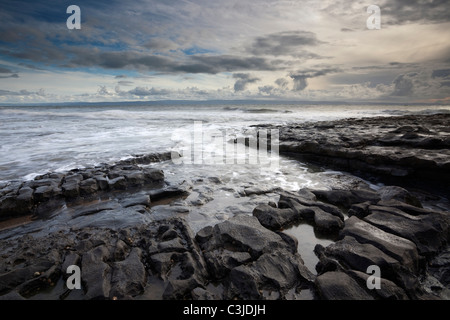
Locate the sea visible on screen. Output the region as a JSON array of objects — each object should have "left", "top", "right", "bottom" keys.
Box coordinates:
[{"left": 1, "top": 102, "right": 449, "bottom": 274}]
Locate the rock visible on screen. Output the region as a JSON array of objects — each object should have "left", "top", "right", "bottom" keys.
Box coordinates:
[
  {"left": 364, "top": 205, "right": 449, "bottom": 258},
  {"left": 318, "top": 236, "right": 414, "bottom": 289},
  {"left": 199, "top": 215, "right": 290, "bottom": 259},
  {"left": 79, "top": 178, "right": 98, "bottom": 196},
  {"left": 81, "top": 245, "right": 112, "bottom": 299},
  {"left": 191, "top": 287, "right": 219, "bottom": 300},
  {"left": 149, "top": 186, "right": 189, "bottom": 202},
  {"left": 143, "top": 168, "right": 164, "bottom": 186},
  {"left": 110, "top": 248, "right": 146, "bottom": 298},
  {"left": 340, "top": 216, "right": 421, "bottom": 273},
  {"left": 347, "top": 201, "right": 371, "bottom": 218},
  {"left": 71, "top": 200, "right": 119, "bottom": 218},
  {"left": 194, "top": 226, "right": 213, "bottom": 246},
  {"left": 315, "top": 271, "right": 374, "bottom": 300},
  {"left": 377, "top": 186, "right": 422, "bottom": 208},
  {"left": 94, "top": 175, "right": 109, "bottom": 191},
  {"left": 313, "top": 208, "right": 344, "bottom": 233},
  {"left": 276, "top": 114, "right": 450, "bottom": 192},
  {"left": 108, "top": 176, "right": 127, "bottom": 190},
  {"left": 204, "top": 250, "right": 252, "bottom": 280},
  {"left": 428, "top": 248, "right": 450, "bottom": 287},
  {"left": 120, "top": 195, "right": 151, "bottom": 208},
  {"left": 61, "top": 253, "right": 80, "bottom": 278},
  {"left": 124, "top": 171, "right": 145, "bottom": 187},
  {"left": 62, "top": 180, "right": 80, "bottom": 199},
  {"left": 312, "top": 189, "right": 381, "bottom": 208},
  {"left": 279, "top": 190, "right": 344, "bottom": 221},
  {"left": 252, "top": 204, "right": 298, "bottom": 230},
  {"left": 161, "top": 252, "right": 205, "bottom": 300},
  {"left": 33, "top": 184, "right": 61, "bottom": 202},
  {"left": 226, "top": 249, "right": 314, "bottom": 300},
  {"left": 346, "top": 270, "right": 409, "bottom": 300}
]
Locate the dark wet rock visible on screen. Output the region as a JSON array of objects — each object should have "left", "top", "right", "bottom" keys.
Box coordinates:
[
  {"left": 61, "top": 253, "right": 80, "bottom": 278},
  {"left": 364, "top": 205, "right": 449, "bottom": 258},
  {"left": 108, "top": 176, "right": 127, "bottom": 190},
  {"left": 204, "top": 250, "right": 252, "bottom": 280},
  {"left": 194, "top": 226, "right": 213, "bottom": 246},
  {"left": 81, "top": 245, "right": 112, "bottom": 300},
  {"left": 272, "top": 113, "right": 450, "bottom": 196},
  {"left": 252, "top": 204, "right": 298, "bottom": 230},
  {"left": 347, "top": 201, "right": 371, "bottom": 218},
  {"left": 311, "top": 189, "right": 381, "bottom": 208},
  {"left": 377, "top": 186, "right": 422, "bottom": 208},
  {"left": 316, "top": 235, "right": 419, "bottom": 293},
  {"left": 340, "top": 216, "right": 421, "bottom": 273},
  {"left": 110, "top": 248, "right": 146, "bottom": 299},
  {"left": 120, "top": 194, "right": 151, "bottom": 208},
  {"left": 198, "top": 215, "right": 314, "bottom": 300},
  {"left": 124, "top": 171, "right": 145, "bottom": 187},
  {"left": 33, "top": 184, "right": 61, "bottom": 202},
  {"left": 346, "top": 269, "right": 409, "bottom": 300},
  {"left": 191, "top": 287, "right": 220, "bottom": 300},
  {"left": 199, "top": 215, "right": 290, "bottom": 259},
  {"left": 315, "top": 271, "right": 374, "bottom": 300},
  {"left": 428, "top": 247, "right": 450, "bottom": 287},
  {"left": 313, "top": 207, "right": 344, "bottom": 233},
  {"left": 71, "top": 200, "right": 119, "bottom": 219},
  {"left": 117, "top": 152, "right": 174, "bottom": 165},
  {"left": 244, "top": 186, "right": 280, "bottom": 196},
  {"left": 62, "top": 180, "right": 80, "bottom": 199},
  {"left": 279, "top": 191, "right": 345, "bottom": 220},
  {"left": 226, "top": 249, "right": 313, "bottom": 300},
  {"left": 149, "top": 185, "right": 190, "bottom": 202},
  {"left": 94, "top": 175, "right": 109, "bottom": 191},
  {"left": 79, "top": 178, "right": 98, "bottom": 197}
]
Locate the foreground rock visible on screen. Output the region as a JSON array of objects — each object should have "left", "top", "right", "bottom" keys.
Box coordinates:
[{"left": 250, "top": 184, "right": 449, "bottom": 300}]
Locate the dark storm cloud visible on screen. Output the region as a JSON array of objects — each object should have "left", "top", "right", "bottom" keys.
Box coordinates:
[
  {"left": 67, "top": 50, "right": 282, "bottom": 74},
  {"left": 128, "top": 87, "right": 171, "bottom": 96},
  {"left": 117, "top": 80, "right": 134, "bottom": 86},
  {"left": 0, "top": 73, "right": 19, "bottom": 79},
  {"left": 232, "top": 73, "right": 260, "bottom": 92},
  {"left": 392, "top": 74, "right": 413, "bottom": 96},
  {"left": 432, "top": 69, "right": 450, "bottom": 78},
  {"left": 0, "top": 67, "right": 13, "bottom": 73},
  {"left": 290, "top": 68, "right": 341, "bottom": 91},
  {"left": 382, "top": 0, "right": 450, "bottom": 25},
  {"left": 247, "top": 31, "right": 324, "bottom": 57}
]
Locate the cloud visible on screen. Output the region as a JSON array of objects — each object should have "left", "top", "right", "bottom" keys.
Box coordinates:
[
  {"left": 117, "top": 80, "right": 134, "bottom": 86},
  {"left": 392, "top": 74, "right": 414, "bottom": 96},
  {"left": 0, "top": 67, "right": 13, "bottom": 73},
  {"left": 127, "top": 87, "right": 171, "bottom": 97},
  {"left": 247, "top": 30, "right": 324, "bottom": 57},
  {"left": 0, "top": 88, "right": 46, "bottom": 96},
  {"left": 232, "top": 73, "right": 260, "bottom": 92},
  {"left": 381, "top": 0, "right": 450, "bottom": 25},
  {"left": 290, "top": 67, "right": 341, "bottom": 91},
  {"left": 275, "top": 78, "right": 289, "bottom": 89},
  {"left": 0, "top": 73, "right": 19, "bottom": 79}
]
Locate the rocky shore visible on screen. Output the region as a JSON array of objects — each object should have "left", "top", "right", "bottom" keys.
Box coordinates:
[{"left": 0, "top": 113, "right": 449, "bottom": 300}]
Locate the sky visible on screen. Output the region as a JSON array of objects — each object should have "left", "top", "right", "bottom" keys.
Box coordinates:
[{"left": 0, "top": 0, "right": 449, "bottom": 104}]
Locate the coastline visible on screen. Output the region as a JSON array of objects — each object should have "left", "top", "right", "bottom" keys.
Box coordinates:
[{"left": 0, "top": 112, "right": 449, "bottom": 300}]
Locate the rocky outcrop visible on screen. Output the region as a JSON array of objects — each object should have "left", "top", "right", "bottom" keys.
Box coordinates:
[
  {"left": 0, "top": 152, "right": 175, "bottom": 221},
  {"left": 196, "top": 215, "right": 314, "bottom": 299},
  {"left": 269, "top": 114, "right": 450, "bottom": 195}
]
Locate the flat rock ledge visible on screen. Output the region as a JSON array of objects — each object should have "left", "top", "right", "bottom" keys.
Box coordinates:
[
  {"left": 0, "top": 180, "right": 449, "bottom": 300},
  {"left": 265, "top": 113, "right": 450, "bottom": 195},
  {"left": 0, "top": 152, "right": 176, "bottom": 222}
]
